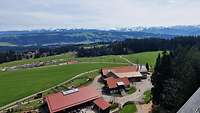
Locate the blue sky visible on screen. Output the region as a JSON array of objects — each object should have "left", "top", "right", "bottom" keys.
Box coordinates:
[{"left": 0, "top": 0, "right": 200, "bottom": 30}]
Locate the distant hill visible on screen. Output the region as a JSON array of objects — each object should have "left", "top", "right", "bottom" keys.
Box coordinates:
[
  {"left": 1, "top": 25, "right": 200, "bottom": 46},
  {"left": 0, "top": 29, "right": 173, "bottom": 46}
]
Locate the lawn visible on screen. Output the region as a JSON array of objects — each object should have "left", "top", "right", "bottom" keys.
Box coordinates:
[
  {"left": 120, "top": 102, "right": 137, "bottom": 113},
  {"left": 143, "top": 90, "right": 153, "bottom": 104},
  {"left": 64, "top": 70, "right": 100, "bottom": 88},
  {"left": 122, "top": 51, "right": 162, "bottom": 68},
  {"left": 127, "top": 86, "right": 137, "bottom": 95},
  {"left": 0, "top": 63, "right": 126, "bottom": 107}
]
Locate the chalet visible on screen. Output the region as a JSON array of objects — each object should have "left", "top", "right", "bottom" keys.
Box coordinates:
[
  {"left": 105, "top": 77, "right": 130, "bottom": 94},
  {"left": 93, "top": 98, "right": 111, "bottom": 113},
  {"left": 101, "top": 66, "right": 144, "bottom": 82},
  {"left": 45, "top": 86, "right": 110, "bottom": 113},
  {"left": 139, "top": 65, "right": 148, "bottom": 78}
]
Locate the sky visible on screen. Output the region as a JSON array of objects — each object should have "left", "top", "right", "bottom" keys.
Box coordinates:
[{"left": 0, "top": 0, "right": 200, "bottom": 31}]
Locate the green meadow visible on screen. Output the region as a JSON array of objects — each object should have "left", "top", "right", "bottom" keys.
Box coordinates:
[
  {"left": 0, "top": 63, "right": 125, "bottom": 107},
  {"left": 122, "top": 51, "right": 162, "bottom": 67},
  {"left": 0, "top": 51, "right": 161, "bottom": 68},
  {"left": 0, "top": 51, "right": 161, "bottom": 107}
]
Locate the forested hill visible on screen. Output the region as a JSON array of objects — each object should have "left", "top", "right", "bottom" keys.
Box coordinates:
[{"left": 0, "top": 29, "right": 173, "bottom": 46}]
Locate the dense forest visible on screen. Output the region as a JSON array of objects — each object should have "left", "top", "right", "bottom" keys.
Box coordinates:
[
  {"left": 77, "top": 36, "right": 200, "bottom": 57},
  {"left": 151, "top": 46, "right": 200, "bottom": 113}
]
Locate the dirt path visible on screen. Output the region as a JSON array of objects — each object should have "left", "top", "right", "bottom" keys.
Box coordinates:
[
  {"left": 136, "top": 101, "right": 152, "bottom": 113},
  {"left": 119, "top": 56, "right": 136, "bottom": 65}
]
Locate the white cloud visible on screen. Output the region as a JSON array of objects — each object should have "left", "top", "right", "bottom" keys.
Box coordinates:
[{"left": 0, "top": 0, "right": 200, "bottom": 30}]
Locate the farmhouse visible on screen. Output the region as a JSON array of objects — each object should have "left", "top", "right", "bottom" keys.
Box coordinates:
[
  {"left": 101, "top": 66, "right": 145, "bottom": 82},
  {"left": 105, "top": 77, "right": 130, "bottom": 93},
  {"left": 45, "top": 86, "right": 110, "bottom": 113},
  {"left": 139, "top": 65, "right": 148, "bottom": 78}
]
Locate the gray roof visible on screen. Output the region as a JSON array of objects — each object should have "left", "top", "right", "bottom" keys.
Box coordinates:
[
  {"left": 177, "top": 87, "right": 200, "bottom": 113},
  {"left": 139, "top": 65, "right": 148, "bottom": 73}
]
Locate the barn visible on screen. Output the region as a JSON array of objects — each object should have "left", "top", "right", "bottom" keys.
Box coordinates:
[
  {"left": 101, "top": 66, "right": 144, "bottom": 82},
  {"left": 45, "top": 86, "right": 110, "bottom": 113}
]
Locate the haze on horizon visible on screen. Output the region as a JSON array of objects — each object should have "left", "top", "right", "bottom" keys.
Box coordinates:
[{"left": 0, "top": 0, "right": 200, "bottom": 31}]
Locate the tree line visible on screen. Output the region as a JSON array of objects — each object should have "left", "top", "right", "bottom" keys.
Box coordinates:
[
  {"left": 77, "top": 36, "right": 200, "bottom": 57},
  {"left": 0, "top": 45, "right": 78, "bottom": 64},
  {"left": 1, "top": 36, "right": 200, "bottom": 64},
  {"left": 151, "top": 46, "right": 200, "bottom": 113}
]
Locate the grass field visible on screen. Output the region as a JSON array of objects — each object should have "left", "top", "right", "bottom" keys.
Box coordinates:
[
  {"left": 0, "top": 63, "right": 125, "bottom": 107},
  {"left": 76, "top": 55, "right": 127, "bottom": 63},
  {"left": 122, "top": 51, "right": 162, "bottom": 67},
  {"left": 63, "top": 70, "right": 99, "bottom": 88},
  {"left": 120, "top": 102, "right": 137, "bottom": 113},
  {"left": 0, "top": 51, "right": 161, "bottom": 68},
  {"left": 0, "top": 53, "right": 74, "bottom": 67}
]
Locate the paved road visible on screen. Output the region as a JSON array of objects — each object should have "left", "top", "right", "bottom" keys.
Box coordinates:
[
  {"left": 90, "top": 75, "right": 153, "bottom": 107},
  {"left": 117, "top": 76, "right": 152, "bottom": 106}
]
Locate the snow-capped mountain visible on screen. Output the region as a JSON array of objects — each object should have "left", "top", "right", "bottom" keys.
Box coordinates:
[{"left": 119, "top": 25, "right": 200, "bottom": 36}]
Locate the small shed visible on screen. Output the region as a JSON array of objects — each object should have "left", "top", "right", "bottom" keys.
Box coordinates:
[{"left": 93, "top": 98, "right": 111, "bottom": 113}]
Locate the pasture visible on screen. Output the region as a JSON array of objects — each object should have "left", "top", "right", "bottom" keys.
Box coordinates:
[
  {"left": 0, "top": 63, "right": 125, "bottom": 107},
  {"left": 76, "top": 55, "right": 127, "bottom": 63},
  {"left": 122, "top": 51, "right": 162, "bottom": 67},
  {"left": 0, "top": 51, "right": 161, "bottom": 68}
]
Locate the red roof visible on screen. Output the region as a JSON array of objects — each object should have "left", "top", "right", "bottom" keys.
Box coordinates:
[
  {"left": 105, "top": 77, "right": 130, "bottom": 89},
  {"left": 102, "top": 66, "right": 138, "bottom": 76},
  {"left": 93, "top": 98, "right": 111, "bottom": 110},
  {"left": 45, "top": 86, "right": 101, "bottom": 113}
]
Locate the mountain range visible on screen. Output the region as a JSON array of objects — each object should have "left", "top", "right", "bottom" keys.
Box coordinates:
[{"left": 0, "top": 25, "right": 200, "bottom": 46}]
